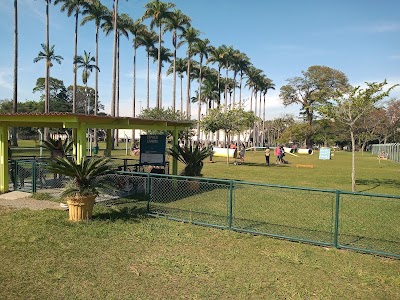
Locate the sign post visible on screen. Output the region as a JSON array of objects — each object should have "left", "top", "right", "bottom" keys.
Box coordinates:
[{"left": 139, "top": 135, "right": 166, "bottom": 165}]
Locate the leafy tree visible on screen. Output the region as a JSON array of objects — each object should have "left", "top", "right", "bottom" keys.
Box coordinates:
[
  {"left": 320, "top": 80, "right": 398, "bottom": 191},
  {"left": 280, "top": 66, "right": 349, "bottom": 146},
  {"left": 378, "top": 98, "right": 400, "bottom": 143},
  {"left": 33, "top": 77, "right": 71, "bottom": 112},
  {"left": 138, "top": 107, "right": 193, "bottom": 138},
  {"left": 201, "top": 107, "right": 257, "bottom": 163}
]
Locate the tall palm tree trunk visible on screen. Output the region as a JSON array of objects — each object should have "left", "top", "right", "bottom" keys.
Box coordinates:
[
  {"left": 12, "top": 0, "right": 18, "bottom": 146},
  {"left": 180, "top": 75, "right": 183, "bottom": 113},
  {"left": 197, "top": 60, "right": 203, "bottom": 143},
  {"left": 44, "top": 0, "right": 50, "bottom": 141},
  {"left": 116, "top": 35, "right": 120, "bottom": 146},
  {"left": 252, "top": 90, "right": 257, "bottom": 147},
  {"left": 172, "top": 30, "right": 177, "bottom": 112},
  {"left": 146, "top": 52, "right": 150, "bottom": 109},
  {"left": 111, "top": 0, "right": 118, "bottom": 149},
  {"left": 73, "top": 11, "right": 79, "bottom": 113},
  {"left": 156, "top": 24, "right": 162, "bottom": 108},
  {"left": 94, "top": 24, "right": 99, "bottom": 147},
  {"left": 132, "top": 42, "right": 137, "bottom": 145},
  {"left": 186, "top": 56, "right": 191, "bottom": 118}
]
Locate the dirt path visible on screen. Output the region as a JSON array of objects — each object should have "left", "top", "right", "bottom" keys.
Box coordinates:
[{"left": 0, "top": 192, "right": 63, "bottom": 211}]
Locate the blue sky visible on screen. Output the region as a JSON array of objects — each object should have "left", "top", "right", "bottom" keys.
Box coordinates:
[{"left": 0, "top": 0, "right": 399, "bottom": 120}]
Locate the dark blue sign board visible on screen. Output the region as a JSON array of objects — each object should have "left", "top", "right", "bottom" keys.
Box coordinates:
[
  {"left": 139, "top": 135, "right": 166, "bottom": 165},
  {"left": 319, "top": 147, "right": 331, "bottom": 160}
]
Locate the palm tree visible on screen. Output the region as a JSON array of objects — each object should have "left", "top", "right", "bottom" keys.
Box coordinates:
[
  {"left": 192, "top": 38, "right": 212, "bottom": 142},
  {"left": 136, "top": 28, "right": 158, "bottom": 109},
  {"left": 179, "top": 26, "right": 200, "bottom": 119},
  {"left": 54, "top": 0, "right": 86, "bottom": 113},
  {"left": 102, "top": 11, "right": 130, "bottom": 145},
  {"left": 167, "top": 57, "right": 186, "bottom": 113},
  {"left": 81, "top": 0, "right": 109, "bottom": 146},
  {"left": 261, "top": 77, "right": 275, "bottom": 145},
  {"left": 12, "top": 0, "right": 18, "bottom": 146},
  {"left": 220, "top": 45, "right": 234, "bottom": 111},
  {"left": 150, "top": 45, "right": 172, "bottom": 101},
  {"left": 164, "top": 9, "right": 191, "bottom": 111},
  {"left": 74, "top": 51, "right": 100, "bottom": 114},
  {"left": 142, "top": 0, "right": 175, "bottom": 108},
  {"left": 207, "top": 46, "right": 226, "bottom": 109},
  {"left": 127, "top": 19, "right": 146, "bottom": 118},
  {"left": 236, "top": 52, "right": 250, "bottom": 107},
  {"left": 33, "top": 44, "right": 63, "bottom": 114},
  {"left": 81, "top": 0, "right": 109, "bottom": 115}
]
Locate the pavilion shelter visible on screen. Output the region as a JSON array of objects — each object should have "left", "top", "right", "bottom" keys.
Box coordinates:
[{"left": 0, "top": 113, "right": 192, "bottom": 192}]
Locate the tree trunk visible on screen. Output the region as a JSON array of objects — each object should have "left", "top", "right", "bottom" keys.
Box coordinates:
[
  {"left": 351, "top": 130, "right": 356, "bottom": 192},
  {"left": 94, "top": 25, "right": 99, "bottom": 147},
  {"left": 110, "top": 0, "right": 119, "bottom": 150},
  {"left": 73, "top": 10, "right": 79, "bottom": 113},
  {"left": 156, "top": 24, "right": 162, "bottom": 108},
  {"left": 12, "top": 0, "right": 18, "bottom": 146},
  {"left": 172, "top": 30, "right": 177, "bottom": 112},
  {"left": 132, "top": 43, "right": 137, "bottom": 146},
  {"left": 186, "top": 53, "right": 191, "bottom": 119},
  {"left": 197, "top": 57, "right": 203, "bottom": 143},
  {"left": 146, "top": 52, "right": 150, "bottom": 109}
]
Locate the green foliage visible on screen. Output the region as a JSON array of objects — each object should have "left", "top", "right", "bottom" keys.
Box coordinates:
[
  {"left": 139, "top": 107, "right": 194, "bottom": 138},
  {"left": 280, "top": 65, "right": 349, "bottom": 125},
  {"left": 45, "top": 156, "right": 112, "bottom": 197},
  {"left": 168, "top": 145, "right": 210, "bottom": 176},
  {"left": 201, "top": 107, "right": 257, "bottom": 142}
]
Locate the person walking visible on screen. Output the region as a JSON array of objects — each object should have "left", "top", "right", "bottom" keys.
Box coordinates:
[{"left": 264, "top": 147, "right": 270, "bottom": 166}]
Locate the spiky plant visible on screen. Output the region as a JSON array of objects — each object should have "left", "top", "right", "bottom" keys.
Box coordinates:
[
  {"left": 41, "top": 137, "right": 73, "bottom": 157},
  {"left": 168, "top": 145, "right": 211, "bottom": 177},
  {"left": 45, "top": 156, "right": 111, "bottom": 197}
]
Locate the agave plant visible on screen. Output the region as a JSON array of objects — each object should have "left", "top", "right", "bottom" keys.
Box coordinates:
[
  {"left": 45, "top": 156, "right": 111, "bottom": 197},
  {"left": 168, "top": 145, "right": 211, "bottom": 177}
]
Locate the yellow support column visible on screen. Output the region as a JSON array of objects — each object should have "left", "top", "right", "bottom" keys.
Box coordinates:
[
  {"left": 172, "top": 127, "right": 179, "bottom": 175},
  {"left": 76, "top": 124, "right": 87, "bottom": 164},
  {"left": 0, "top": 126, "right": 9, "bottom": 192},
  {"left": 105, "top": 129, "right": 112, "bottom": 157}
]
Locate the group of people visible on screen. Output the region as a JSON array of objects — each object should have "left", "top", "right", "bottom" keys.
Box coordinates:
[{"left": 264, "top": 145, "right": 288, "bottom": 166}]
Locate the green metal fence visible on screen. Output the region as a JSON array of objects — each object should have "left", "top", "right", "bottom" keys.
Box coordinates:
[
  {"left": 10, "top": 159, "right": 399, "bottom": 259},
  {"left": 371, "top": 143, "right": 400, "bottom": 163},
  {"left": 144, "top": 174, "right": 400, "bottom": 259}
]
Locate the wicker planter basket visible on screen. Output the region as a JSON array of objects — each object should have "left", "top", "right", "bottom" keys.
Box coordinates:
[{"left": 66, "top": 195, "right": 97, "bottom": 222}]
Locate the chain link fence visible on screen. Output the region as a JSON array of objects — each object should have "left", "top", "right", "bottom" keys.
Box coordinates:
[
  {"left": 7, "top": 159, "right": 400, "bottom": 258},
  {"left": 371, "top": 143, "right": 400, "bottom": 163}
]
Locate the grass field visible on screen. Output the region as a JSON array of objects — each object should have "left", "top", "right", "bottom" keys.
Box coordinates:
[{"left": 2, "top": 141, "right": 399, "bottom": 299}]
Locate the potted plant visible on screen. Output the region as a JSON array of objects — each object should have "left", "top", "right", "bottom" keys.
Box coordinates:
[{"left": 45, "top": 156, "right": 111, "bottom": 221}]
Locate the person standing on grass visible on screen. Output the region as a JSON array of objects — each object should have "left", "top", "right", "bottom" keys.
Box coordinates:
[
  {"left": 264, "top": 147, "right": 270, "bottom": 166},
  {"left": 274, "top": 146, "right": 281, "bottom": 164}
]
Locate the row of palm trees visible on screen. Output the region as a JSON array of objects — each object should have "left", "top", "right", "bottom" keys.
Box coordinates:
[{"left": 13, "top": 0, "right": 275, "bottom": 146}]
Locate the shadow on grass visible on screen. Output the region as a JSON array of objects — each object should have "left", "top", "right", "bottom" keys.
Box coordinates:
[
  {"left": 356, "top": 178, "right": 400, "bottom": 192},
  {"left": 94, "top": 198, "right": 148, "bottom": 222}
]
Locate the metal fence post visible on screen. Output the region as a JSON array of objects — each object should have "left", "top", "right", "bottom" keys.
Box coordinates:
[
  {"left": 32, "top": 160, "right": 37, "bottom": 193},
  {"left": 228, "top": 180, "right": 233, "bottom": 228},
  {"left": 146, "top": 173, "right": 151, "bottom": 213},
  {"left": 333, "top": 190, "right": 340, "bottom": 248}
]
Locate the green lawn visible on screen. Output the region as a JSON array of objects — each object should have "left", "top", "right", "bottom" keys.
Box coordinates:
[{"left": 2, "top": 143, "right": 399, "bottom": 299}]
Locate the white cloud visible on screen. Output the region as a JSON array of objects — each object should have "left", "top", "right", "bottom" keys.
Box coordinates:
[{"left": 352, "top": 22, "right": 400, "bottom": 33}]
